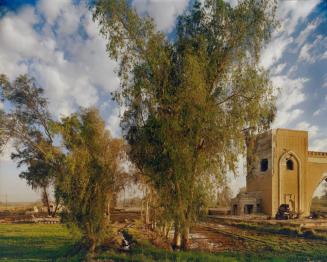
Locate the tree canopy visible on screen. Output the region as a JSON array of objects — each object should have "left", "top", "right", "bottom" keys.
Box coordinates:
[
  {"left": 0, "top": 74, "right": 59, "bottom": 215},
  {"left": 56, "top": 108, "right": 126, "bottom": 252},
  {"left": 94, "top": 0, "right": 277, "bottom": 249}
]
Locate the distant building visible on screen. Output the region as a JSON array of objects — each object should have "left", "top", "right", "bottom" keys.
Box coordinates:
[{"left": 231, "top": 129, "right": 327, "bottom": 217}]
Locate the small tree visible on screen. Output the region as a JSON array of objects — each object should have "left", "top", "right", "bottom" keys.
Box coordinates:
[
  {"left": 56, "top": 108, "right": 125, "bottom": 252},
  {"left": 13, "top": 148, "right": 58, "bottom": 216},
  {"left": 0, "top": 74, "right": 60, "bottom": 215}
]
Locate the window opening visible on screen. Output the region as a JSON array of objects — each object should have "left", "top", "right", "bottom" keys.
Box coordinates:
[
  {"left": 260, "top": 159, "right": 268, "bottom": 172},
  {"left": 287, "top": 159, "right": 294, "bottom": 170}
]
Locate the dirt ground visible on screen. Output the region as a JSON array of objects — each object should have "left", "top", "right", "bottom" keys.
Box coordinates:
[
  {"left": 114, "top": 210, "right": 327, "bottom": 255},
  {"left": 189, "top": 225, "right": 246, "bottom": 252}
]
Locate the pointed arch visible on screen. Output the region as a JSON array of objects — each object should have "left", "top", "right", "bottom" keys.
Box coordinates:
[
  {"left": 308, "top": 172, "right": 327, "bottom": 212},
  {"left": 278, "top": 151, "right": 302, "bottom": 212}
]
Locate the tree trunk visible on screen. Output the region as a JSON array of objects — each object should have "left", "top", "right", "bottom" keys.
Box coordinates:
[
  {"left": 112, "top": 193, "right": 118, "bottom": 208},
  {"left": 165, "top": 223, "right": 170, "bottom": 239},
  {"left": 172, "top": 223, "right": 181, "bottom": 249},
  {"left": 152, "top": 208, "right": 156, "bottom": 230},
  {"left": 140, "top": 199, "right": 144, "bottom": 222},
  {"left": 107, "top": 194, "right": 112, "bottom": 224},
  {"left": 52, "top": 203, "right": 59, "bottom": 217},
  {"left": 87, "top": 237, "right": 96, "bottom": 257},
  {"left": 42, "top": 187, "right": 51, "bottom": 216},
  {"left": 89, "top": 241, "right": 96, "bottom": 253},
  {"left": 145, "top": 197, "right": 150, "bottom": 225},
  {"left": 181, "top": 226, "right": 190, "bottom": 250}
]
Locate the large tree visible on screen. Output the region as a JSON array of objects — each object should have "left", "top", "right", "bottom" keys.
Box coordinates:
[{"left": 94, "top": 0, "right": 277, "bottom": 249}]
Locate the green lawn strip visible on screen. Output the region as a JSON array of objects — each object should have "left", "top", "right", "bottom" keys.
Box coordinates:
[
  {"left": 0, "top": 224, "right": 77, "bottom": 261},
  {"left": 97, "top": 246, "right": 322, "bottom": 262}
]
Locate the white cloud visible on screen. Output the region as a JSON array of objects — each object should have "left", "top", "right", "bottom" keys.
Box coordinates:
[
  {"left": 299, "top": 43, "right": 313, "bottom": 63},
  {"left": 311, "top": 138, "right": 327, "bottom": 152},
  {"left": 37, "top": 0, "right": 70, "bottom": 24},
  {"left": 132, "top": 0, "right": 189, "bottom": 32},
  {"left": 56, "top": 3, "right": 82, "bottom": 35},
  {"left": 0, "top": 7, "right": 38, "bottom": 78},
  {"left": 322, "top": 51, "right": 327, "bottom": 60},
  {"left": 287, "top": 65, "right": 298, "bottom": 77},
  {"left": 272, "top": 63, "right": 286, "bottom": 75},
  {"left": 277, "top": 0, "right": 321, "bottom": 36},
  {"left": 295, "top": 121, "right": 319, "bottom": 138},
  {"left": 261, "top": 0, "right": 321, "bottom": 69},
  {"left": 298, "top": 35, "right": 326, "bottom": 64},
  {"left": 0, "top": 1, "right": 120, "bottom": 120},
  {"left": 295, "top": 18, "right": 321, "bottom": 48},
  {"left": 106, "top": 108, "right": 121, "bottom": 138},
  {"left": 272, "top": 75, "right": 308, "bottom": 127},
  {"left": 261, "top": 35, "right": 293, "bottom": 69},
  {"left": 313, "top": 108, "right": 323, "bottom": 116}
]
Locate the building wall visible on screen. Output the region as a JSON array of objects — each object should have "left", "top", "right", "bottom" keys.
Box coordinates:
[
  {"left": 272, "top": 129, "right": 308, "bottom": 216},
  {"left": 246, "top": 130, "right": 273, "bottom": 215},
  {"left": 240, "top": 128, "right": 327, "bottom": 217}
]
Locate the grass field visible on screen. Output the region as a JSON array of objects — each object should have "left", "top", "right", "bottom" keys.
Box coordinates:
[
  {"left": 0, "top": 224, "right": 78, "bottom": 261},
  {"left": 1, "top": 223, "right": 327, "bottom": 261}
]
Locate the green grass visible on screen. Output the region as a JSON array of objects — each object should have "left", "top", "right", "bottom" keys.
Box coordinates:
[
  {"left": 97, "top": 244, "right": 327, "bottom": 262},
  {"left": 98, "top": 248, "right": 245, "bottom": 262},
  {"left": 0, "top": 224, "right": 78, "bottom": 261}
]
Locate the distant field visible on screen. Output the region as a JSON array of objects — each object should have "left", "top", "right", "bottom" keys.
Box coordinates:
[{"left": 0, "top": 202, "right": 39, "bottom": 212}]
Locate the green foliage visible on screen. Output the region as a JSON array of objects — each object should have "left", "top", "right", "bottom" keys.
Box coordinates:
[
  {"left": 94, "top": 0, "right": 278, "bottom": 248},
  {"left": 0, "top": 110, "right": 7, "bottom": 153},
  {"left": 56, "top": 108, "right": 125, "bottom": 251},
  {"left": 0, "top": 75, "right": 10, "bottom": 152},
  {"left": 0, "top": 74, "right": 60, "bottom": 216},
  {"left": 0, "top": 75, "right": 128, "bottom": 251}
]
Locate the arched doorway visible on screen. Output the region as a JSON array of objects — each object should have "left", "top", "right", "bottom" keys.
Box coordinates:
[
  {"left": 278, "top": 152, "right": 301, "bottom": 213},
  {"left": 310, "top": 176, "right": 327, "bottom": 217}
]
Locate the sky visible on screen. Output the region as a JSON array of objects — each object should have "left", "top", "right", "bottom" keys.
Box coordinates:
[{"left": 0, "top": 0, "right": 326, "bottom": 202}]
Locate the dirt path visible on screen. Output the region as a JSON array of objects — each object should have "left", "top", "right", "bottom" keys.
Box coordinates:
[
  {"left": 190, "top": 222, "right": 327, "bottom": 255},
  {"left": 189, "top": 224, "right": 246, "bottom": 252}
]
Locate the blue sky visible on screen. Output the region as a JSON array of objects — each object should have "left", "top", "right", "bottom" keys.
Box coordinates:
[{"left": 0, "top": 0, "right": 326, "bottom": 202}]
